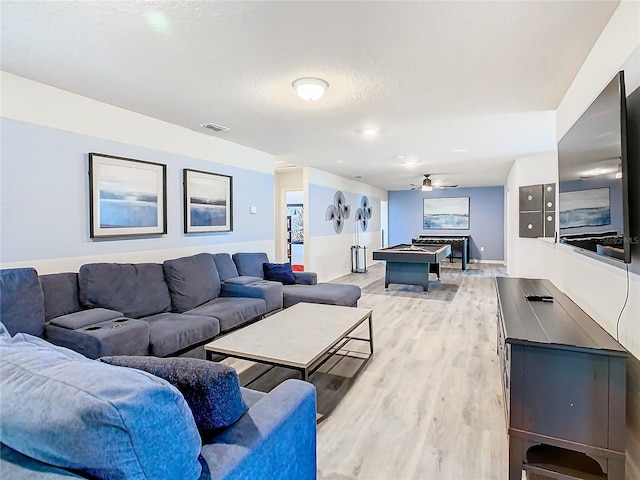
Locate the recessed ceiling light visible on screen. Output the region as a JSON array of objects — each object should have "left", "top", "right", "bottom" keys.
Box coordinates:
[
  {"left": 292, "top": 77, "right": 329, "bottom": 101},
  {"left": 453, "top": 148, "right": 468, "bottom": 153},
  {"left": 363, "top": 128, "right": 377, "bottom": 137},
  {"left": 395, "top": 155, "right": 405, "bottom": 160},
  {"left": 145, "top": 11, "right": 171, "bottom": 34}
]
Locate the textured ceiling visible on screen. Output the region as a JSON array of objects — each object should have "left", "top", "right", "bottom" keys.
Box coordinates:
[{"left": 0, "top": 1, "right": 620, "bottom": 190}]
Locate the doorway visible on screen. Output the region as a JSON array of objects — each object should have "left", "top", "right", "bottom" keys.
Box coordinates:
[{"left": 286, "top": 190, "right": 304, "bottom": 271}]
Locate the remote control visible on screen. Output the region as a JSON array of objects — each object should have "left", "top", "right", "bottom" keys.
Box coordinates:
[{"left": 526, "top": 295, "right": 553, "bottom": 302}]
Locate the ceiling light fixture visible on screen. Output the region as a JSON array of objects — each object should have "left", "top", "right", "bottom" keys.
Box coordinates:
[
  {"left": 421, "top": 176, "right": 433, "bottom": 192},
  {"left": 363, "top": 128, "right": 377, "bottom": 136},
  {"left": 292, "top": 77, "right": 328, "bottom": 101}
]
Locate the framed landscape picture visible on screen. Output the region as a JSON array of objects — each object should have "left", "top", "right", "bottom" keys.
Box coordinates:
[
  {"left": 559, "top": 187, "right": 610, "bottom": 228},
  {"left": 89, "top": 153, "right": 167, "bottom": 238},
  {"left": 184, "top": 169, "right": 233, "bottom": 233},
  {"left": 423, "top": 197, "right": 469, "bottom": 229}
]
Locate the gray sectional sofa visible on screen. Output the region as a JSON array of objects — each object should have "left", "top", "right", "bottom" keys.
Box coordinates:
[
  {"left": 0, "top": 325, "right": 317, "bottom": 480},
  {"left": 0, "top": 251, "right": 361, "bottom": 359}
]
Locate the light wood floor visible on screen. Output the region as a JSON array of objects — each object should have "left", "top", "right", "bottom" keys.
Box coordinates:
[{"left": 227, "top": 261, "right": 512, "bottom": 480}]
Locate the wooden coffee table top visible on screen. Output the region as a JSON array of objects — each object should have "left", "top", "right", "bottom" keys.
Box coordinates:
[{"left": 204, "top": 302, "right": 373, "bottom": 369}]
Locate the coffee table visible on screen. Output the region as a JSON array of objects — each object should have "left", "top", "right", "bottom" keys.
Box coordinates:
[{"left": 204, "top": 302, "right": 373, "bottom": 381}]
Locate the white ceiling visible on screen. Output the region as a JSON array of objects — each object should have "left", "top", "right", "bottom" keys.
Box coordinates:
[{"left": 0, "top": 1, "right": 620, "bottom": 191}]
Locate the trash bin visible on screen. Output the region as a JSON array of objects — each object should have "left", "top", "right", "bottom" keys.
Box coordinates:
[{"left": 351, "top": 245, "right": 367, "bottom": 273}]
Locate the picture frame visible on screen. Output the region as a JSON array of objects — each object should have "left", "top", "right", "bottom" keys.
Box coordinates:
[
  {"left": 183, "top": 169, "right": 233, "bottom": 233},
  {"left": 89, "top": 153, "right": 167, "bottom": 238},
  {"left": 559, "top": 187, "right": 611, "bottom": 229},
  {"left": 423, "top": 197, "right": 470, "bottom": 229}
]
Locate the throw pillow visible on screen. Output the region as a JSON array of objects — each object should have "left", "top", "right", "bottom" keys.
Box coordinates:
[
  {"left": 263, "top": 262, "right": 296, "bottom": 285},
  {"left": 0, "top": 334, "right": 202, "bottom": 480},
  {"left": 100, "top": 356, "right": 248, "bottom": 431}
]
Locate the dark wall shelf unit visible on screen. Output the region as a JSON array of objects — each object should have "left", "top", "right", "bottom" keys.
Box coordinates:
[
  {"left": 286, "top": 215, "right": 292, "bottom": 263},
  {"left": 495, "top": 277, "right": 627, "bottom": 480},
  {"left": 519, "top": 183, "right": 556, "bottom": 238}
]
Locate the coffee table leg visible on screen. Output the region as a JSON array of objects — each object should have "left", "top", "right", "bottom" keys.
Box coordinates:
[
  {"left": 301, "top": 368, "right": 309, "bottom": 382},
  {"left": 368, "top": 313, "right": 374, "bottom": 354}
]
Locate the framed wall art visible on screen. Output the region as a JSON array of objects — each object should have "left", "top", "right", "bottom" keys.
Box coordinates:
[
  {"left": 423, "top": 197, "right": 470, "bottom": 229},
  {"left": 559, "top": 187, "right": 611, "bottom": 229},
  {"left": 183, "top": 169, "right": 233, "bottom": 233},
  {"left": 89, "top": 153, "right": 167, "bottom": 238}
]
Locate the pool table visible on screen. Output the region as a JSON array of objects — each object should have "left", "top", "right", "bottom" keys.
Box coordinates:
[{"left": 372, "top": 243, "right": 452, "bottom": 293}]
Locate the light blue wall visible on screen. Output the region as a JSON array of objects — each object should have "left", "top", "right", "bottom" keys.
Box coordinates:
[
  {"left": 0, "top": 118, "right": 274, "bottom": 263},
  {"left": 388, "top": 186, "right": 505, "bottom": 261},
  {"left": 308, "top": 183, "right": 381, "bottom": 237}
]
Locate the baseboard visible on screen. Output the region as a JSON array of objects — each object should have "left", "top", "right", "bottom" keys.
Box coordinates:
[{"left": 468, "top": 259, "right": 505, "bottom": 265}]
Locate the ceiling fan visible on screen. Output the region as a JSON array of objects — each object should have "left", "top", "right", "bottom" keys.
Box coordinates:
[{"left": 410, "top": 174, "right": 458, "bottom": 191}]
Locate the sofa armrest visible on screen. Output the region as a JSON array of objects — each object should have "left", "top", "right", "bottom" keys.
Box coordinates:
[
  {"left": 294, "top": 272, "right": 317, "bottom": 285},
  {"left": 199, "top": 379, "right": 316, "bottom": 480},
  {"left": 44, "top": 318, "right": 149, "bottom": 359}
]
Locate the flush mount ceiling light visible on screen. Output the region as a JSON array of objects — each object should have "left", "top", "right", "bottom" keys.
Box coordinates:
[
  {"left": 363, "top": 128, "right": 378, "bottom": 137},
  {"left": 292, "top": 77, "right": 328, "bottom": 101}
]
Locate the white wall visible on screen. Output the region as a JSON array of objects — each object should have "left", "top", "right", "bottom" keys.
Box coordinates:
[
  {"left": 507, "top": 0, "right": 640, "bottom": 358},
  {"left": 275, "top": 170, "right": 303, "bottom": 263},
  {"left": 505, "top": 151, "right": 558, "bottom": 278},
  {"left": 506, "top": 2, "right": 640, "bottom": 475},
  {"left": 304, "top": 167, "right": 387, "bottom": 282}
]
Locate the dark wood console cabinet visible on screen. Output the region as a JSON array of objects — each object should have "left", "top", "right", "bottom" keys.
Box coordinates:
[{"left": 495, "top": 277, "right": 627, "bottom": 480}]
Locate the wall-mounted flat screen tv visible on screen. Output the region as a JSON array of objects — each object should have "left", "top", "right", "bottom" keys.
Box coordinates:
[{"left": 557, "top": 71, "right": 631, "bottom": 264}]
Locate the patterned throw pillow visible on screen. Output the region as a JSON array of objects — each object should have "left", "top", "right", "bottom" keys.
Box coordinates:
[{"left": 100, "top": 355, "right": 248, "bottom": 431}]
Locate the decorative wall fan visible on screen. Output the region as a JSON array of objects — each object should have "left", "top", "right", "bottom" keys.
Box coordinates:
[{"left": 410, "top": 174, "right": 458, "bottom": 191}]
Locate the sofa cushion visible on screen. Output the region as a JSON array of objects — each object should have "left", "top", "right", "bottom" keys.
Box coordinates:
[
  {"left": 163, "top": 254, "right": 221, "bottom": 313},
  {"left": 48, "top": 308, "right": 124, "bottom": 330},
  {"left": 100, "top": 356, "right": 248, "bottom": 431},
  {"left": 0, "top": 333, "right": 202, "bottom": 480},
  {"left": 232, "top": 252, "right": 269, "bottom": 279},
  {"left": 186, "top": 297, "right": 266, "bottom": 333},
  {"left": 0, "top": 268, "right": 45, "bottom": 337},
  {"left": 39, "top": 273, "right": 82, "bottom": 322},
  {"left": 213, "top": 253, "right": 240, "bottom": 281},
  {"left": 78, "top": 263, "right": 171, "bottom": 318},
  {"left": 282, "top": 283, "right": 361, "bottom": 308},
  {"left": 142, "top": 313, "right": 220, "bottom": 357},
  {"left": 263, "top": 262, "right": 296, "bottom": 285}
]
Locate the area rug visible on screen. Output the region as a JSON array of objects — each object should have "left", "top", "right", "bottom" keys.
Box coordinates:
[{"left": 360, "top": 272, "right": 459, "bottom": 301}]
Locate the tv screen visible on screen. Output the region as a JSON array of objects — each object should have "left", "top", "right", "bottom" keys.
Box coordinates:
[{"left": 557, "top": 71, "right": 630, "bottom": 263}]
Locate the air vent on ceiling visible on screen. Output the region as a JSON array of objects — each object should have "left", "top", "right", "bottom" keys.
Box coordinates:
[
  {"left": 201, "top": 123, "right": 230, "bottom": 132},
  {"left": 274, "top": 160, "right": 300, "bottom": 170}
]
